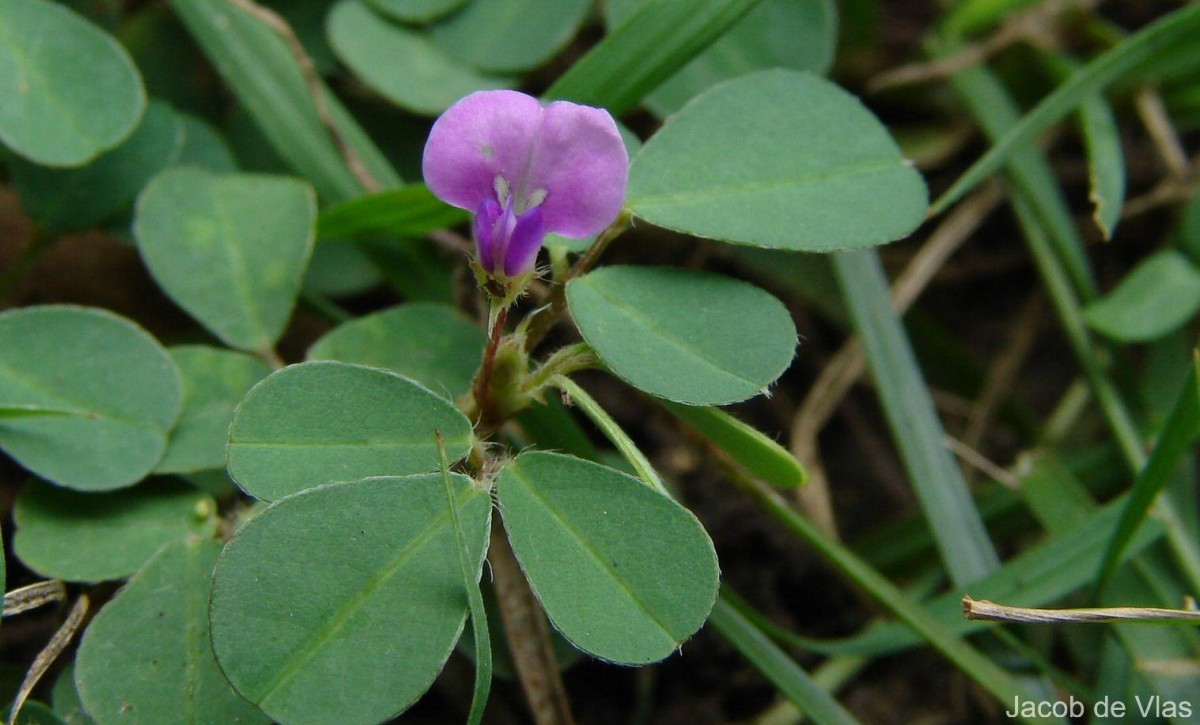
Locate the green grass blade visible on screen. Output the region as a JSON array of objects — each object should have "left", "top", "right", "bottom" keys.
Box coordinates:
[
  {"left": 945, "top": 61, "right": 1098, "bottom": 299},
  {"left": 811, "top": 490, "right": 1167, "bottom": 657},
  {"left": 316, "top": 184, "right": 468, "bottom": 240},
  {"left": 1095, "top": 356, "right": 1200, "bottom": 597},
  {"left": 436, "top": 432, "right": 491, "bottom": 725},
  {"left": 1078, "top": 91, "right": 1125, "bottom": 241},
  {"left": 659, "top": 400, "right": 807, "bottom": 488},
  {"left": 169, "top": 0, "right": 401, "bottom": 201},
  {"left": 833, "top": 249, "right": 1000, "bottom": 585},
  {"left": 709, "top": 594, "right": 859, "bottom": 725},
  {"left": 930, "top": 3, "right": 1200, "bottom": 216},
  {"left": 544, "top": 0, "right": 765, "bottom": 114},
  {"left": 731, "top": 472, "right": 1044, "bottom": 719}
]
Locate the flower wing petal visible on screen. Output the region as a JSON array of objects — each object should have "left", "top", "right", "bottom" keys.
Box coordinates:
[
  {"left": 503, "top": 206, "right": 546, "bottom": 277},
  {"left": 526, "top": 101, "right": 629, "bottom": 238},
  {"left": 422, "top": 90, "right": 543, "bottom": 211}
]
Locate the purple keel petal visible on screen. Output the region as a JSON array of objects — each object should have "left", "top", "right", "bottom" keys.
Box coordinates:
[
  {"left": 423, "top": 90, "right": 543, "bottom": 212},
  {"left": 523, "top": 101, "right": 628, "bottom": 238},
  {"left": 473, "top": 198, "right": 504, "bottom": 273},
  {"left": 502, "top": 206, "right": 546, "bottom": 277}
]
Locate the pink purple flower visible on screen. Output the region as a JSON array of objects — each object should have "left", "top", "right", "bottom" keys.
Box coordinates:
[{"left": 422, "top": 90, "right": 628, "bottom": 278}]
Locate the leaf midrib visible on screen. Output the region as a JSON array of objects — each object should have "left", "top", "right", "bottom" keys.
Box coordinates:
[
  {"left": 629, "top": 158, "right": 906, "bottom": 209},
  {"left": 253, "top": 493, "right": 474, "bottom": 709},
  {"left": 505, "top": 464, "right": 681, "bottom": 653},
  {"left": 575, "top": 279, "right": 765, "bottom": 392}
]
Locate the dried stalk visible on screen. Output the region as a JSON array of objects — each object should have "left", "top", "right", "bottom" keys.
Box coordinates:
[
  {"left": 2, "top": 580, "right": 66, "bottom": 617},
  {"left": 963, "top": 595, "right": 1200, "bottom": 624},
  {"left": 8, "top": 594, "right": 89, "bottom": 725},
  {"left": 488, "top": 522, "right": 575, "bottom": 725}
]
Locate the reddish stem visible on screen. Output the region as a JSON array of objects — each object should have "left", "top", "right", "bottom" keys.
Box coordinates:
[{"left": 472, "top": 305, "right": 509, "bottom": 426}]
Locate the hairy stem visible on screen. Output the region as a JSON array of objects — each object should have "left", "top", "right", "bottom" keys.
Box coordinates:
[
  {"left": 523, "top": 211, "right": 632, "bottom": 353},
  {"left": 488, "top": 520, "right": 575, "bottom": 725}
]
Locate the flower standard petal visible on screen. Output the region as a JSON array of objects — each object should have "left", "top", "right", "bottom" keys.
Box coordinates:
[
  {"left": 524, "top": 101, "right": 629, "bottom": 238},
  {"left": 422, "top": 90, "right": 543, "bottom": 212}
]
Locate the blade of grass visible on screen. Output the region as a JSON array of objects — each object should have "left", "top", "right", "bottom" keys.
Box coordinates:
[
  {"left": 544, "top": 0, "right": 765, "bottom": 114},
  {"left": 436, "top": 432, "right": 491, "bottom": 725},
  {"left": 659, "top": 400, "right": 808, "bottom": 489},
  {"left": 729, "top": 470, "right": 1045, "bottom": 720},
  {"left": 832, "top": 249, "right": 1000, "bottom": 585},
  {"left": 169, "top": 0, "right": 401, "bottom": 201},
  {"left": 945, "top": 60, "right": 1097, "bottom": 299},
  {"left": 930, "top": 3, "right": 1200, "bottom": 216},
  {"left": 795, "top": 490, "right": 1166, "bottom": 657},
  {"left": 1095, "top": 355, "right": 1200, "bottom": 597},
  {"left": 709, "top": 594, "right": 859, "bottom": 725},
  {"left": 317, "top": 185, "right": 467, "bottom": 240}
]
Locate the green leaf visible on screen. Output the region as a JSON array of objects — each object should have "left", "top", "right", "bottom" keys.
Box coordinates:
[
  {"left": 327, "top": 0, "right": 511, "bottom": 117},
  {"left": 660, "top": 401, "right": 806, "bottom": 488},
  {"left": 1083, "top": 251, "right": 1200, "bottom": 343},
  {"left": 431, "top": 0, "right": 591, "bottom": 74},
  {"left": 169, "top": 0, "right": 402, "bottom": 202},
  {"left": 0, "top": 306, "right": 183, "bottom": 491},
  {"left": 174, "top": 112, "right": 238, "bottom": 173},
  {"left": 0, "top": 0, "right": 145, "bottom": 166},
  {"left": 628, "top": 70, "right": 928, "bottom": 250},
  {"left": 497, "top": 451, "right": 719, "bottom": 664},
  {"left": 833, "top": 250, "right": 999, "bottom": 584},
  {"left": 566, "top": 266, "right": 796, "bottom": 404},
  {"left": 157, "top": 346, "right": 272, "bottom": 474},
  {"left": 227, "top": 361, "right": 473, "bottom": 501},
  {"left": 75, "top": 539, "right": 268, "bottom": 724},
  {"left": 544, "top": 0, "right": 765, "bottom": 115},
  {"left": 1080, "top": 93, "right": 1124, "bottom": 240},
  {"left": 9, "top": 100, "right": 182, "bottom": 234},
  {"left": 302, "top": 243, "right": 383, "bottom": 297},
  {"left": 2, "top": 702, "right": 65, "bottom": 725},
  {"left": 931, "top": 3, "right": 1200, "bottom": 216},
  {"left": 316, "top": 184, "right": 467, "bottom": 240},
  {"left": 368, "top": 0, "right": 468, "bottom": 23},
  {"left": 134, "top": 168, "right": 316, "bottom": 352},
  {"left": 50, "top": 663, "right": 93, "bottom": 725},
  {"left": 605, "top": 0, "right": 838, "bottom": 117},
  {"left": 12, "top": 478, "right": 217, "bottom": 582},
  {"left": 210, "top": 474, "right": 491, "bottom": 725},
  {"left": 306, "top": 303, "right": 485, "bottom": 398}
]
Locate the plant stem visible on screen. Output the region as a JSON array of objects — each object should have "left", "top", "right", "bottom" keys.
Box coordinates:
[
  {"left": 523, "top": 211, "right": 632, "bottom": 352},
  {"left": 488, "top": 519, "right": 575, "bottom": 725},
  {"left": 523, "top": 343, "right": 597, "bottom": 396},
  {"left": 470, "top": 301, "right": 509, "bottom": 427}
]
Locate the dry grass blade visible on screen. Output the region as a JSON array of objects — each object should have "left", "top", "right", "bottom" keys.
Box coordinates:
[
  {"left": 7, "top": 594, "right": 89, "bottom": 725},
  {"left": 2, "top": 580, "right": 66, "bottom": 617},
  {"left": 963, "top": 595, "right": 1200, "bottom": 624}
]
